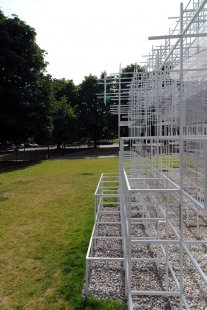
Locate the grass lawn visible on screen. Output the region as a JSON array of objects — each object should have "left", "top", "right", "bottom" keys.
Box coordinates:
[{"left": 0, "top": 158, "right": 124, "bottom": 310}]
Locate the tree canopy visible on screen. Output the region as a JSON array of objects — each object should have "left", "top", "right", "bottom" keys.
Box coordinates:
[
  {"left": 0, "top": 9, "right": 144, "bottom": 149},
  {"left": 0, "top": 10, "right": 52, "bottom": 145}
]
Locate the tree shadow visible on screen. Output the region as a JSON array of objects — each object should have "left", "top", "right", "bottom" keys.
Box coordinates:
[{"left": 0, "top": 160, "right": 42, "bottom": 173}]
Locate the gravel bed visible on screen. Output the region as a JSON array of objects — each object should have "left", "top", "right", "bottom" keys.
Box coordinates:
[
  {"left": 97, "top": 223, "right": 122, "bottom": 237},
  {"left": 95, "top": 239, "right": 123, "bottom": 258},
  {"left": 99, "top": 213, "right": 121, "bottom": 222},
  {"left": 85, "top": 190, "right": 207, "bottom": 309},
  {"left": 86, "top": 261, "right": 125, "bottom": 300},
  {"left": 132, "top": 296, "right": 180, "bottom": 310}
]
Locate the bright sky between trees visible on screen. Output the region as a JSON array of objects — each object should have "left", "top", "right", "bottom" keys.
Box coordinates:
[{"left": 2, "top": 0, "right": 183, "bottom": 84}]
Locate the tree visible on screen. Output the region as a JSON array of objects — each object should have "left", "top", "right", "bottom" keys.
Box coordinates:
[
  {"left": 77, "top": 75, "right": 107, "bottom": 148},
  {"left": 51, "top": 78, "right": 78, "bottom": 147},
  {"left": 52, "top": 96, "right": 76, "bottom": 149},
  {"left": 52, "top": 78, "right": 78, "bottom": 108},
  {"left": 0, "top": 10, "right": 52, "bottom": 145},
  {"left": 120, "top": 64, "right": 144, "bottom": 136},
  {"left": 27, "top": 75, "right": 53, "bottom": 144}
]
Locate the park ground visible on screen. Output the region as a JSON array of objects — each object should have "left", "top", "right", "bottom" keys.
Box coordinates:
[{"left": 0, "top": 152, "right": 124, "bottom": 310}]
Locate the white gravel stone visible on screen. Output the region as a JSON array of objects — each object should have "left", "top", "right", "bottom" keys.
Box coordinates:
[{"left": 84, "top": 194, "right": 207, "bottom": 309}]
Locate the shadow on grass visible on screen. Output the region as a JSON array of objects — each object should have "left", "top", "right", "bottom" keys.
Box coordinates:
[
  {"left": 56, "top": 147, "right": 119, "bottom": 160},
  {"left": 0, "top": 160, "right": 42, "bottom": 173},
  {"left": 82, "top": 297, "right": 125, "bottom": 310},
  {"left": 0, "top": 195, "right": 8, "bottom": 202}
]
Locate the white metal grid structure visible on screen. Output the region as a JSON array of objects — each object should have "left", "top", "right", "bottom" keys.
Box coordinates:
[{"left": 86, "top": 1, "right": 207, "bottom": 309}]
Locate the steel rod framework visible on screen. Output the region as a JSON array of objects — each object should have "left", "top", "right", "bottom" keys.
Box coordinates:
[{"left": 86, "top": 1, "right": 207, "bottom": 309}]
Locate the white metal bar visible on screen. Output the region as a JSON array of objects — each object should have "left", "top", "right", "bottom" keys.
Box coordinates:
[{"left": 131, "top": 290, "right": 180, "bottom": 296}]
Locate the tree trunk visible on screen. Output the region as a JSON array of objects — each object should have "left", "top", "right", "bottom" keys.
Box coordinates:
[
  {"left": 57, "top": 142, "right": 61, "bottom": 150},
  {"left": 93, "top": 139, "right": 97, "bottom": 149}
]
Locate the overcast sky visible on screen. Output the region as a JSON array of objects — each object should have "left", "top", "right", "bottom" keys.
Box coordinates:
[{"left": 1, "top": 0, "right": 183, "bottom": 84}]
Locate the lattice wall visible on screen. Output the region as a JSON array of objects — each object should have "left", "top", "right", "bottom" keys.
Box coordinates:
[{"left": 86, "top": 1, "right": 207, "bottom": 309}]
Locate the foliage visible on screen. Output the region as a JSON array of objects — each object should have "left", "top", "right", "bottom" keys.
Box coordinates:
[
  {"left": 52, "top": 78, "right": 78, "bottom": 108},
  {"left": 0, "top": 157, "right": 124, "bottom": 309},
  {"left": 121, "top": 64, "right": 144, "bottom": 136},
  {"left": 0, "top": 8, "right": 144, "bottom": 148},
  {"left": 51, "top": 79, "right": 78, "bottom": 148},
  {"left": 121, "top": 63, "right": 143, "bottom": 74},
  {"left": 52, "top": 96, "right": 76, "bottom": 149},
  {"left": 78, "top": 75, "right": 102, "bottom": 148},
  {"left": 78, "top": 74, "right": 116, "bottom": 148},
  {"left": 0, "top": 10, "right": 52, "bottom": 144}
]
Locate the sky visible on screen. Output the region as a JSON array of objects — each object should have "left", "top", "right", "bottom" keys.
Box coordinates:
[{"left": 1, "top": 0, "right": 183, "bottom": 84}]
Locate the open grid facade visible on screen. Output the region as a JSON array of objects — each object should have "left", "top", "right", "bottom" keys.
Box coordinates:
[{"left": 86, "top": 1, "right": 207, "bottom": 309}]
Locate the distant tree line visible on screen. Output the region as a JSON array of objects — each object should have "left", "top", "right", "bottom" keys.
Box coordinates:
[{"left": 0, "top": 10, "right": 139, "bottom": 149}]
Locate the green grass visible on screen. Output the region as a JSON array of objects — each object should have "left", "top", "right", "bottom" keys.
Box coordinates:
[
  {"left": 151, "top": 155, "right": 180, "bottom": 169},
  {"left": 83, "top": 297, "right": 124, "bottom": 310},
  {"left": 0, "top": 158, "right": 124, "bottom": 309}
]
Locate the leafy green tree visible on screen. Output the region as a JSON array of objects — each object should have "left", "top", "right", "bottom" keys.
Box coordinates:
[
  {"left": 0, "top": 9, "right": 144, "bottom": 148},
  {"left": 121, "top": 64, "right": 144, "bottom": 136},
  {"left": 0, "top": 10, "right": 52, "bottom": 145},
  {"left": 51, "top": 78, "right": 78, "bottom": 147},
  {"left": 52, "top": 78, "right": 78, "bottom": 107},
  {"left": 77, "top": 75, "right": 107, "bottom": 148},
  {"left": 52, "top": 96, "right": 76, "bottom": 149},
  {"left": 28, "top": 75, "right": 54, "bottom": 144}
]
